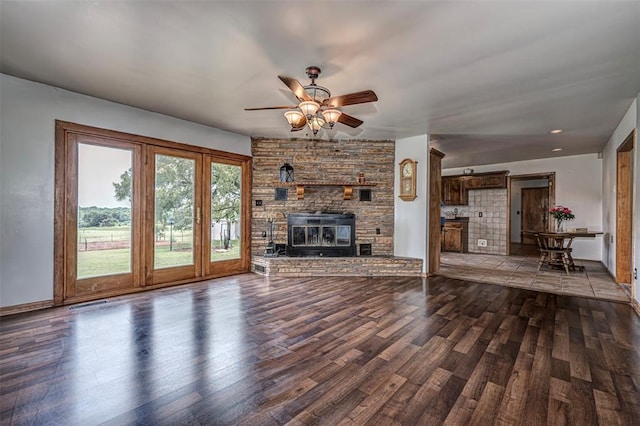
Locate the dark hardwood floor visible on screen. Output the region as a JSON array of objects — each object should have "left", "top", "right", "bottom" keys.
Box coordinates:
[{"left": 1, "top": 273, "right": 639, "bottom": 425}]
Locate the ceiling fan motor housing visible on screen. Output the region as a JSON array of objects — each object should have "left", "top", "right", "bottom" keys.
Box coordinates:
[{"left": 305, "top": 66, "right": 321, "bottom": 81}]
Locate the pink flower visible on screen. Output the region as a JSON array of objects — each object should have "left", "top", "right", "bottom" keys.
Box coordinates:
[{"left": 549, "top": 205, "right": 575, "bottom": 222}]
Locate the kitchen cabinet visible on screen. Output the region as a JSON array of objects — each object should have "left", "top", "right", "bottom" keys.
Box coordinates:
[
  {"left": 442, "top": 176, "right": 466, "bottom": 205},
  {"left": 463, "top": 176, "right": 484, "bottom": 190},
  {"left": 441, "top": 171, "right": 508, "bottom": 205},
  {"left": 441, "top": 220, "right": 469, "bottom": 253},
  {"left": 464, "top": 172, "right": 507, "bottom": 190}
]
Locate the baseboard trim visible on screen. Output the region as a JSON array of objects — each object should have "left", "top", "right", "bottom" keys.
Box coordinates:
[
  {"left": 601, "top": 261, "right": 616, "bottom": 281},
  {"left": 0, "top": 300, "right": 55, "bottom": 317}
]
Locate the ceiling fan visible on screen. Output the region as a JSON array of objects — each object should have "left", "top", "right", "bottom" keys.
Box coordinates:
[{"left": 244, "top": 66, "right": 378, "bottom": 135}]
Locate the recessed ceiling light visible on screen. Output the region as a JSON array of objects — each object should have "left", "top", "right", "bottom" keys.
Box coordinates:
[
  {"left": 552, "top": 148, "right": 563, "bottom": 152},
  {"left": 549, "top": 129, "right": 563, "bottom": 134}
]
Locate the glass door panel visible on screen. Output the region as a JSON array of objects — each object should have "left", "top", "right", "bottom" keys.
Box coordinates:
[
  {"left": 77, "top": 143, "right": 133, "bottom": 278},
  {"left": 154, "top": 154, "right": 196, "bottom": 269},
  {"left": 210, "top": 162, "right": 242, "bottom": 262},
  {"left": 203, "top": 157, "right": 247, "bottom": 276},
  {"left": 64, "top": 134, "right": 142, "bottom": 301},
  {"left": 147, "top": 147, "right": 201, "bottom": 285}
]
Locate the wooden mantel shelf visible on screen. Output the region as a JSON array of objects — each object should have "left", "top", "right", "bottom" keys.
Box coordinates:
[{"left": 280, "top": 182, "right": 377, "bottom": 200}]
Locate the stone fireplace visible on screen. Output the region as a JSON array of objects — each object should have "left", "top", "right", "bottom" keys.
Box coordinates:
[
  {"left": 286, "top": 213, "right": 356, "bottom": 257},
  {"left": 250, "top": 137, "right": 423, "bottom": 277},
  {"left": 251, "top": 137, "right": 395, "bottom": 258}
]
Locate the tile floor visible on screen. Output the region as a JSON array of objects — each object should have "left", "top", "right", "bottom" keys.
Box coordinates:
[{"left": 439, "top": 245, "right": 630, "bottom": 303}]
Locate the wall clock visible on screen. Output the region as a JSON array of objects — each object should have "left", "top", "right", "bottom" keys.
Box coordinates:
[{"left": 399, "top": 158, "right": 417, "bottom": 201}]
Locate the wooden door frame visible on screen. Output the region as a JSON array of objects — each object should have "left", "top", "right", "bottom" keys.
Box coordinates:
[
  {"left": 507, "top": 173, "right": 555, "bottom": 255},
  {"left": 428, "top": 148, "right": 445, "bottom": 274},
  {"left": 616, "top": 129, "right": 635, "bottom": 286}
]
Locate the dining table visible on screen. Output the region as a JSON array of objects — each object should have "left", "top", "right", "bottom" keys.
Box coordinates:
[{"left": 525, "top": 230, "right": 603, "bottom": 273}]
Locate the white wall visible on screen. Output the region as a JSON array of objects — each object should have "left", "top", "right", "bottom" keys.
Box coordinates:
[
  {"left": 394, "top": 135, "right": 429, "bottom": 273},
  {"left": 445, "top": 153, "right": 603, "bottom": 260},
  {"left": 601, "top": 95, "right": 638, "bottom": 305},
  {"left": 0, "top": 74, "right": 251, "bottom": 308}
]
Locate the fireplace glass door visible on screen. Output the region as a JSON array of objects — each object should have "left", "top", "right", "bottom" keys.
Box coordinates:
[
  {"left": 291, "top": 225, "right": 351, "bottom": 247},
  {"left": 336, "top": 226, "right": 351, "bottom": 246},
  {"left": 286, "top": 213, "right": 356, "bottom": 257}
]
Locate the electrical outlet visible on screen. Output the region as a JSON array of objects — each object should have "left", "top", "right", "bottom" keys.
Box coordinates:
[
  {"left": 634, "top": 268, "right": 637, "bottom": 280},
  {"left": 477, "top": 239, "right": 488, "bottom": 247},
  {"left": 479, "top": 212, "right": 483, "bottom": 217},
  {"left": 610, "top": 234, "right": 614, "bottom": 244},
  {"left": 261, "top": 231, "right": 267, "bottom": 238},
  {"left": 255, "top": 200, "right": 263, "bottom": 207}
]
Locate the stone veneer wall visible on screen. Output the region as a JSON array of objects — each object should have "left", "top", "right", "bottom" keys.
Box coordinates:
[{"left": 251, "top": 137, "right": 395, "bottom": 257}]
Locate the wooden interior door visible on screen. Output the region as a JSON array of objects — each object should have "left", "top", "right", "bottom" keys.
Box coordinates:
[{"left": 521, "top": 187, "right": 549, "bottom": 244}]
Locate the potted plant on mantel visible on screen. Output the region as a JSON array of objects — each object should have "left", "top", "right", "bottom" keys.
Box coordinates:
[{"left": 550, "top": 206, "right": 575, "bottom": 232}]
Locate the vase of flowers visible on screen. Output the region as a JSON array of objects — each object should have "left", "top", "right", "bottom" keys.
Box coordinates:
[{"left": 550, "top": 206, "right": 575, "bottom": 232}]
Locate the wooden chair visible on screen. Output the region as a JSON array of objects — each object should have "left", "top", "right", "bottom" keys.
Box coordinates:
[{"left": 536, "top": 232, "right": 572, "bottom": 274}]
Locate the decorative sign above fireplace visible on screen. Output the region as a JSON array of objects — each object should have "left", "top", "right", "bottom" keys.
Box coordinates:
[{"left": 286, "top": 213, "right": 356, "bottom": 257}]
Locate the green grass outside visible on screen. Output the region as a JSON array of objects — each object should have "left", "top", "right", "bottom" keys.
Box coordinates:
[
  {"left": 77, "top": 248, "right": 131, "bottom": 277},
  {"left": 77, "top": 240, "right": 241, "bottom": 278}
]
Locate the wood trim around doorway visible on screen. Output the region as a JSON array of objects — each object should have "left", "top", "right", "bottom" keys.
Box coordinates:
[
  {"left": 428, "top": 149, "right": 445, "bottom": 273},
  {"left": 616, "top": 129, "right": 635, "bottom": 285}
]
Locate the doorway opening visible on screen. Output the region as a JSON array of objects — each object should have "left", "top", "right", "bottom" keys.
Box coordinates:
[{"left": 507, "top": 173, "right": 556, "bottom": 256}]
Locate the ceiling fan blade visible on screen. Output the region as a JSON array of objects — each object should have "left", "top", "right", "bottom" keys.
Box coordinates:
[
  {"left": 337, "top": 113, "right": 363, "bottom": 128},
  {"left": 244, "top": 106, "right": 297, "bottom": 111},
  {"left": 278, "top": 76, "right": 312, "bottom": 101},
  {"left": 325, "top": 90, "right": 378, "bottom": 108}
]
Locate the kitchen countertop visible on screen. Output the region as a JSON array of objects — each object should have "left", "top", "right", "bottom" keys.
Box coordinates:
[{"left": 445, "top": 217, "right": 469, "bottom": 222}]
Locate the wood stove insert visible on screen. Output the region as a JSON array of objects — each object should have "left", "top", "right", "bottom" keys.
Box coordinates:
[{"left": 286, "top": 213, "right": 356, "bottom": 257}]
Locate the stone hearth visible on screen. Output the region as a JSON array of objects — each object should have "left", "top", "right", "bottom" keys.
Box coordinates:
[{"left": 251, "top": 256, "right": 423, "bottom": 277}]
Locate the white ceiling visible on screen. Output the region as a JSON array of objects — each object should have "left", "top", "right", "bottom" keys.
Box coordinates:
[{"left": 1, "top": 1, "right": 639, "bottom": 168}]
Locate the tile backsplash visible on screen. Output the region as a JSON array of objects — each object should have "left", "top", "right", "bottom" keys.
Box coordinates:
[{"left": 442, "top": 189, "right": 508, "bottom": 255}]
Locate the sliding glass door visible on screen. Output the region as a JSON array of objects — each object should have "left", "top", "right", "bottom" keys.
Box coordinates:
[
  {"left": 63, "top": 134, "right": 142, "bottom": 300},
  {"left": 203, "top": 157, "right": 248, "bottom": 275},
  {"left": 55, "top": 121, "right": 251, "bottom": 305},
  {"left": 146, "top": 147, "right": 202, "bottom": 285}
]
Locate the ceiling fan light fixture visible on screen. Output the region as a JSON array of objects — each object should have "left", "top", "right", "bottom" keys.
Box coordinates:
[
  {"left": 308, "top": 115, "right": 326, "bottom": 135},
  {"left": 299, "top": 100, "right": 320, "bottom": 117},
  {"left": 322, "top": 108, "right": 342, "bottom": 128},
  {"left": 245, "top": 66, "right": 377, "bottom": 136},
  {"left": 284, "top": 110, "right": 306, "bottom": 130}
]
